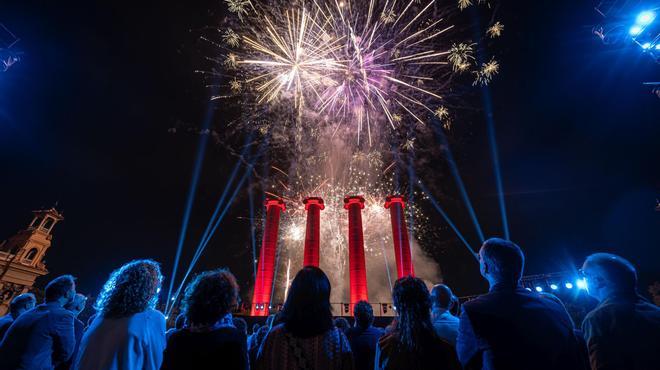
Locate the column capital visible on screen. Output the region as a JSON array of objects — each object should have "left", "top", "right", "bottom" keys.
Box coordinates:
[
  {"left": 343, "top": 195, "right": 365, "bottom": 210},
  {"left": 264, "top": 198, "right": 286, "bottom": 211},
  {"left": 303, "top": 197, "right": 325, "bottom": 210},
  {"left": 384, "top": 195, "right": 406, "bottom": 209}
]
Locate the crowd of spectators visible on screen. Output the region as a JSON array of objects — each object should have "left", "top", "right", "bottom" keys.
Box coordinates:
[{"left": 0, "top": 237, "right": 658, "bottom": 370}]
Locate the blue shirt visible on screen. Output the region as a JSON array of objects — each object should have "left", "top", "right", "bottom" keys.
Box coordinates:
[
  {"left": 0, "top": 302, "right": 76, "bottom": 370},
  {"left": 432, "top": 310, "right": 460, "bottom": 346},
  {"left": 345, "top": 325, "right": 384, "bottom": 370}
]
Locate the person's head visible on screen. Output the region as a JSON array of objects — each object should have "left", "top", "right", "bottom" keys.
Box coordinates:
[
  {"left": 45, "top": 275, "right": 76, "bottom": 306},
  {"left": 174, "top": 313, "right": 187, "bottom": 330},
  {"left": 95, "top": 259, "right": 162, "bottom": 318},
  {"left": 353, "top": 300, "right": 374, "bottom": 330},
  {"left": 334, "top": 317, "right": 349, "bottom": 333},
  {"left": 280, "top": 266, "right": 333, "bottom": 338},
  {"left": 392, "top": 276, "right": 435, "bottom": 352},
  {"left": 233, "top": 317, "right": 248, "bottom": 335},
  {"left": 64, "top": 293, "right": 88, "bottom": 316},
  {"left": 9, "top": 293, "right": 36, "bottom": 318},
  {"left": 581, "top": 253, "right": 638, "bottom": 302},
  {"left": 430, "top": 284, "right": 456, "bottom": 313},
  {"left": 182, "top": 268, "right": 239, "bottom": 327},
  {"left": 479, "top": 238, "right": 525, "bottom": 286}
]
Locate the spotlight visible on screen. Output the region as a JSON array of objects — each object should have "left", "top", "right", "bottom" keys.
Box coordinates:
[
  {"left": 165, "top": 315, "right": 169, "bottom": 320},
  {"left": 642, "top": 42, "right": 652, "bottom": 49},
  {"left": 636, "top": 11, "right": 656, "bottom": 26},
  {"left": 550, "top": 284, "right": 559, "bottom": 290},
  {"left": 525, "top": 287, "right": 532, "bottom": 291},
  {"left": 630, "top": 25, "right": 644, "bottom": 36},
  {"left": 656, "top": 44, "right": 660, "bottom": 50},
  {"left": 565, "top": 282, "right": 574, "bottom": 289},
  {"left": 576, "top": 278, "right": 588, "bottom": 290},
  {"left": 535, "top": 286, "right": 543, "bottom": 292}
]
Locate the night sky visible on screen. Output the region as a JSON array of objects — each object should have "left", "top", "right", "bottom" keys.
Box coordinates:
[{"left": 1, "top": 1, "right": 658, "bottom": 301}]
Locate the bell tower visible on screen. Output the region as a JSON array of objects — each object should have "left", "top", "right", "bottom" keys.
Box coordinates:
[{"left": 0, "top": 207, "right": 63, "bottom": 314}]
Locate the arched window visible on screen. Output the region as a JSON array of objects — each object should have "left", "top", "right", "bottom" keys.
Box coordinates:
[
  {"left": 42, "top": 218, "right": 54, "bottom": 231},
  {"left": 31, "top": 217, "right": 42, "bottom": 228},
  {"left": 25, "top": 248, "right": 39, "bottom": 261}
]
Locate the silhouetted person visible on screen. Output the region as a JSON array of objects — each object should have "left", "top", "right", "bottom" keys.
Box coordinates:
[
  {"left": 256, "top": 266, "right": 354, "bottom": 370},
  {"left": 248, "top": 314, "right": 275, "bottom": 365},
  {"left": 375, "top": 276, "right": 460, "bottom": 370},
  {"left": 334, "top": 317, "right": 350, "bottom": 333},
  {"left": 161, "top": 268, "right": 248, "bottom": 370},
  {"left": 580, "top": 253, "right": 660, "bottom": 370},
  {"left": 166, "top": 313, "right": 187, "bottom": 341},
  {"left": 56, "top": 293, "right": 87, "bottom": 370},
  {"left": 430, "top": 284, "right": 460, "bottom": 346},
  {"left": 0, "top": 275, "right": 77, "bottom": 369},
  {"left": 74, "top": 259, "right": 166, "bottom": 370},
  {"left": 345, "top": 301, "right": 384, "bottom": 370},
  {"left": 0, "top": 293, "right": 36, "bottom": 340},
  {"left": 456, "top": 238, "right": 585, "bottom": 370},
  {"left": 233, "top": 317, "right": 248, "bottom": 337}
]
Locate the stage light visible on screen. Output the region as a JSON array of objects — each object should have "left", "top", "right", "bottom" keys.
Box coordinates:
[
  {"left": 576, "top": 278, "right": 588, "bottom": 290},
  {"left": 550, "top": 284, "right": 559, "bottom": 290},
  {"left": 636, "top": 11, "right": 656, "bottom": 26},
  {"left": 656, "top": 44, "right": 660, "bottom": 50},
  {"left": 565, "top": 282, "right": 573, "bottom": 289},
  {"left": 642, "top": 42, "right": 652, "bottom": 49},
  {"left": 165, "top": 315, "right": 169, "bottom": 320},
  {"left": 630, "top": 25, "right": 644, "bottom": 36},
  {"left": 535, "top": 286, "right": 543, "bottom": 292},
  {"left": 525, "top": 287, "right": 532, "bottom": 291}
]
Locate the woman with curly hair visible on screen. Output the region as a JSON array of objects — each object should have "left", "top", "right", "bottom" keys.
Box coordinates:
[
  {"left": 375, "top": 276, "right": 460, "bottom": 370},
  {"left": 161, "top": 268, "right": 248, "bottom": 370},
  {"left": 255, "top": 266, "right": 354, "bottom": 370},
  {"left": 73, "top": 259, "right": 165, "bottom": 370}
]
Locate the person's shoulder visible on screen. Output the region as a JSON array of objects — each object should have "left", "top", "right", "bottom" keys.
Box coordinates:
[{"left": 140, "top": 308, "right": 166, "bottom": 322}]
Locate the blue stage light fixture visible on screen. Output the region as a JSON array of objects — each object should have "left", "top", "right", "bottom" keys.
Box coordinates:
[
  {"left": 565, "top": 282, "right": 574, "bottom": 289},
  {"left": 576, "top": 278, "right": 588, "bottom": 290},
  {"left": 550, "top": 284, "right": 559, "bottom": 290},
  {"left": 535, "top": 286, "right": 543, "bottom": 292},
  {"left": 642, "top": 42, "right": 652, "bottom": 49},
  {"left": 636, "top": 11, "right": 656, "bottom": 26},
  {"left": 630, "top": 25, "right": 644, "bottom": 36}
]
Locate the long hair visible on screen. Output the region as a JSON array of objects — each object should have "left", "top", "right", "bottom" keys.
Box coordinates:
[
  {"left": 95, "top": 259, "right": 162, "bottom": 318},
  {"left": 181, "top": 268, "right": 239, "bottom": 326},
  {"left": 279, "top": 266, "right": 333, "bottom": 338},
  {"left": 392, "top": 276, "right": 436, "bottom": 353}
]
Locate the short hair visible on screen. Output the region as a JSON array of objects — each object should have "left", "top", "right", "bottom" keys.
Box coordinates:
[
  {"left": 334, "top": 317, "right": 349, "bottom": 332},
  {"left": 480, "top": 238, "right": 525, "bottom": 282},
  {"left": 95, "top": 259, "right": 162, "bottom": 318},
  {"left": 64, "top": 293, "right": 88, "bottom": 314},
  {"left": 10, "top": 293, "right": 36, "bottom": 315},
  {"left": 45, "top": 275, "right": 75, "bottom": 302},
  {"left": 182, "top": 268, "right": 239, "bottom": 326},
  {"left": 430, "top": 284, "right": 455, "bottom": 310},
  {"left": 353, "top": 300, "right": 374, "bottom": 329},
  {"left": 585, "top": 253, "right": 637, "bottom": 292},
  {"left": 233, "top": 317, "right": 248, "bottom": 335}
]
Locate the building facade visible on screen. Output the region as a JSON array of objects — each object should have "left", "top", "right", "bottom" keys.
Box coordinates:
[{"left": 0, "top": 207, "right": 62, "bottom": 315}]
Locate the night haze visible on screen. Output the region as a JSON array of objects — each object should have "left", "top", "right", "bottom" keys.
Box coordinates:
[{"left": 1, "top": 0, "right": 658, "bottom": 307}]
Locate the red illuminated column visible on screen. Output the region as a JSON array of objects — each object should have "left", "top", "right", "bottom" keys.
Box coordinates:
[
  {"left": 303, "top": 197, "right": 324, "bottom": 267},
  {"left": 344, "top": 196, "right": 369, "bottom": 305},
  {"left": 251, "top": 198, "right": 286, "bottom": 316},
  {"left": 385, "top": 195, "right": 415, "bottom": 278}
]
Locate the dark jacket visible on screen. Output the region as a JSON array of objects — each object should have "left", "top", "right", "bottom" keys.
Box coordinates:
[
  {"left": 0, "top": 302, "right": 75, "bottom": 370},
  {"left": 345, "top": 325, "right": 384, "bottom": 370},
  {"left": 55, "top": 318, "right": 84, "bottom": 370},
  {"left": 582, "top": 294, "right": 660, "bottom": 370},
  {"left": 456, "top": 283, "right": 586, "bottom": 370},
  {"left": 0, "top": 315, "right": 14, "bottom": 341},
  {"left": 375, "top": 330, "right": 460, "bottom": 370},
  {"left": 161, "top": 325, "right": 249, "bottom": 370}
]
